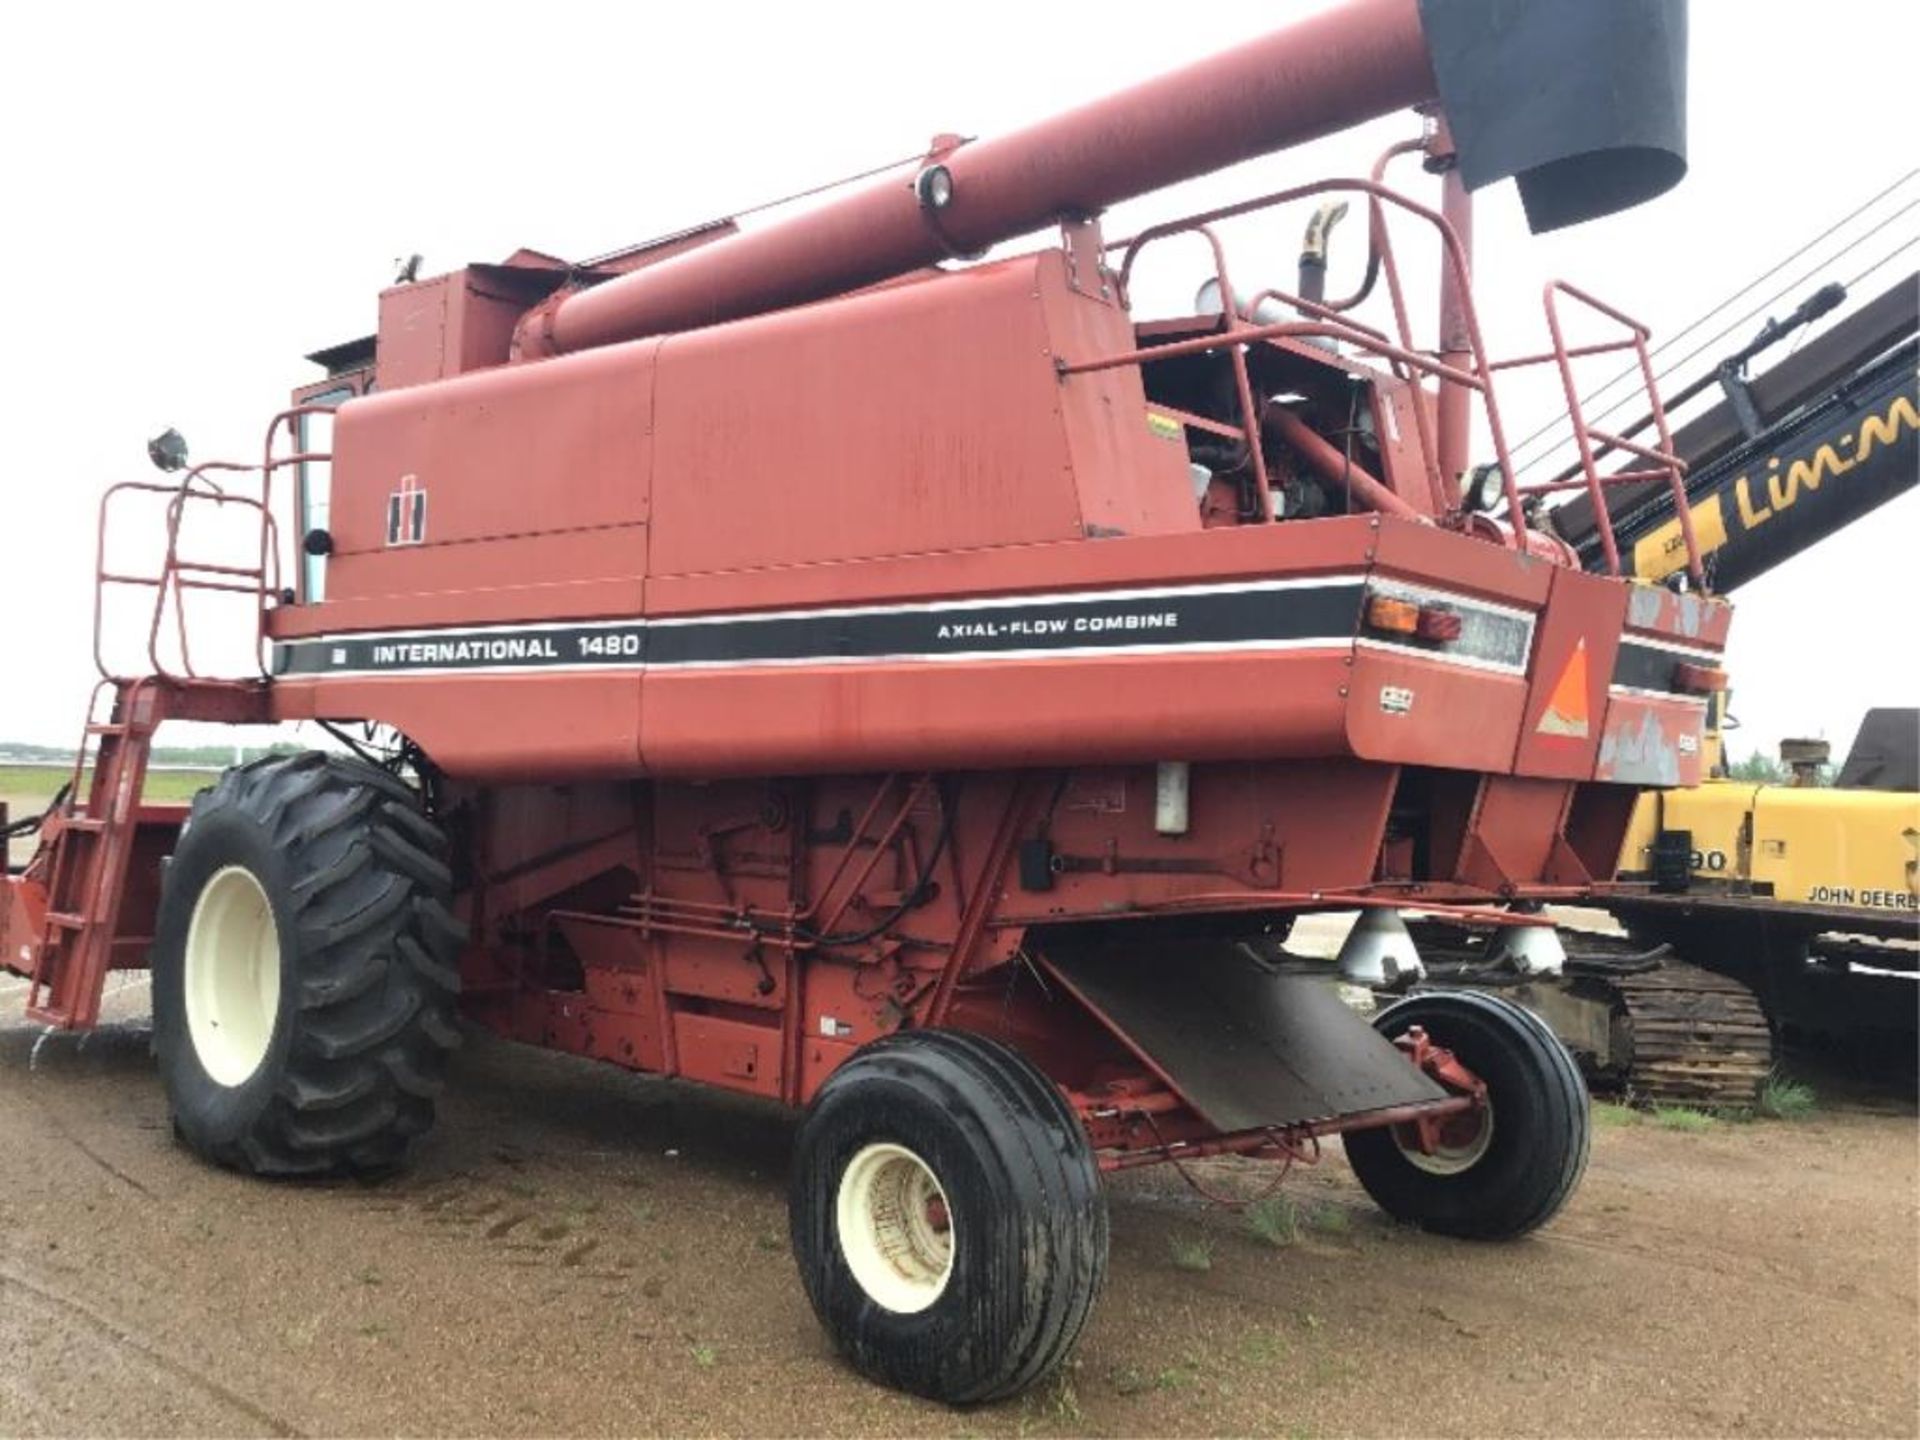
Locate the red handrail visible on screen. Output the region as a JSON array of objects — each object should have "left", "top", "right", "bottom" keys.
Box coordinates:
[
  {"left": 90, "top": 404, "right": 333, "bottom": 684},
  {"left": 1536, "top": 281, "right": 1701, "bottom": 585},
  {"left": 1091, "top": 167, "right": 1703, "bottom": 582},
  {"left": 1107, "top": 174, "right": 1523, "bottom": 528}
]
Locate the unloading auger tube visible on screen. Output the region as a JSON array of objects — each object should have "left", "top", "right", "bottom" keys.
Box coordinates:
[
  {"left": 7, "top": 0, "right": 1719, "bottom": 1409},
  {"left": 514, "top": 0, "right": 1688, "bottom": 357}
]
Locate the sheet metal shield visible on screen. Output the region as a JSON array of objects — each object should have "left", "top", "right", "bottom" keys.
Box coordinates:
[{"left": 1043, "top": 937, "right": 1445, "bottom": 1132}]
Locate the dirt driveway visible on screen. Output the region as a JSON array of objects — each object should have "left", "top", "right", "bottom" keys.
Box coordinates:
[{"left": 1, "top": 969, "right": 1914, "bottom": 1439}]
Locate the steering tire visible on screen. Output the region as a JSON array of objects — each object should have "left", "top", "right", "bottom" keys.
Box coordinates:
[
  {"left": 1345, "top": 990, "right": 1589, "bottom": 1239},
  {"left": 789, "top": 1029, "right": 1107, "bottom": 1403}
]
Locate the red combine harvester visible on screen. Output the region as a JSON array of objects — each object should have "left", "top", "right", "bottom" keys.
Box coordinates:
[{"left": 4, "top": 0, "right": 1716, "bottom": 1402}]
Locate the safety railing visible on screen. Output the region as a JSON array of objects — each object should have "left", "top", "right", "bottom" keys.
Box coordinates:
[
  {"left": 91, "top": 405, "right": 332, "bottom": 684},
  {"left": 1489, "top": 282, "right": 1702, "bottom": 584},
  {"left": 93, "top": 467, "right": 276, "bottom": 682},
  {"left": 1079, "top": 154, "right": 1702, "bottom": 583},
  {"left": 1088, "top": 174, "right": 1522, "bottom": 529}
]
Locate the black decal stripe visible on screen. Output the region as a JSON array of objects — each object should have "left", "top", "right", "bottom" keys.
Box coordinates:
[
  {"left": 272, "top": 581, "right": 1372, "bottom": 678},
  {"left": 646, "top": 584, "right": 1365, "bottom": 666},
  {"left": 1611, "top": 639, "right": 1718, "bottom": 696}
]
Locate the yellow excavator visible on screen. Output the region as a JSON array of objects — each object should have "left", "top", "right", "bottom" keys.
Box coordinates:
[{"left": 1613, "top": 700, "right": 1918, "bottom": 1052}]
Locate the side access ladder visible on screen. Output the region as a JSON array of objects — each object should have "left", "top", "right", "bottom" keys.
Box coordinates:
[
  {"left": 26, "top": 679, "right": 165, "bottom": 1026},
  {"left": 23, "top": 677, "right": 267, "bottom": 1028}
]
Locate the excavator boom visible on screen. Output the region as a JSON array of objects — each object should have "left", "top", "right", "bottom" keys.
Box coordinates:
[{"left": 1556, "top": 274, "right": 1918, "bottom": 592}]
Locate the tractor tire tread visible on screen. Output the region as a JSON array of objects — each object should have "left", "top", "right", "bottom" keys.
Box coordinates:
[
  {"left": 791, "top": 1028, "right": 1106, "bottom": 1405},
  {"left": 154, "top": 751, "right": 464, "bottom": 1179}
]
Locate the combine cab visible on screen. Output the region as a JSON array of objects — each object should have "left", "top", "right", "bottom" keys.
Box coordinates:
[{"left": 4, "top": 0, "right": 1714, "bottom": 1402}]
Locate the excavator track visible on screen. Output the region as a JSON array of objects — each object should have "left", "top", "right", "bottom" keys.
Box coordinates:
[{"left": 1604, "top": 959, "right": 1774, "bottom": 1108}]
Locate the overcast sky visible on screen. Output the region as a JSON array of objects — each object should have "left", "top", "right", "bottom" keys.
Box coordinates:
[{"left": 1, "top": 1, "right": 1914, "bottom": 766}]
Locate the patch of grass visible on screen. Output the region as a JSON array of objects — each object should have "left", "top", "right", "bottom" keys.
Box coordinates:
[
  {"left": 1591, "top": 1100, "right": 1639, "bottom": 1128},
  {"left": 356, "top": 1321, "right": 389, "bottom": 1339},
  {"left": 689, "top": 1342, "right": 717, "bottom": 1368},
  {"left": 355, "top": 1266, "right": 383, "bottom": 1286},
  {"left": 1237, "top": 1327, "right": 1290, "bottom": 1366},
  {"left": 631, "top": 1200, "right": 656, "bottom": 1224},
  {"left": 0, "top": 765, "right": 211, "bottom": 804},
  {"left": 1759, "top": 1072, "right": 1817, "bottom": 1121},
  {"left": 138, "top": 771, "right": 217, "bottom": 802},
  {"left": 0, "top": 766, "right": 67, "bottom": 795},
  {"left": 1042, "top": 1371, "right": 1082, "bottom": 1424},
  {"left": 1652, "top": 1105, "right": 1714, "bottom": 1133},
  {"left": 1306, "top": 1203, "right": 1351, "bottom": 1236},
  {"left": 1310, "top": 1352, "right": 1359, "bottom": 1384},
  {"left": 754, "top": 1231, "right": 784, "bottom": 1252},
  {"left": 1110, "top": 1360, "right": 1194, "bottom": 1395},
  {"left": 1168, "top": 1233, "right": 1214, "bottom": 1273},
  {"left": 1245, "top": 1195, "right": 1299, "bottom": 1249}
]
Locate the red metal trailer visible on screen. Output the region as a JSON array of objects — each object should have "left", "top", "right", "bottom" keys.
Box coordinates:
[{"left": 3, "top": 0, "right": 1717, "bottom": 1402}]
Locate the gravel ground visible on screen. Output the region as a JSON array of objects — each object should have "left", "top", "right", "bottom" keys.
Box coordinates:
[{"left": 1, "top": 964, "right": 1914, "bottom": 1439}]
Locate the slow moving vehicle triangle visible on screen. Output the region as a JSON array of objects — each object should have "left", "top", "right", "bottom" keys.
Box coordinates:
[{"left": 1536, "top": 638, "right": 1592, "bottom": 738}]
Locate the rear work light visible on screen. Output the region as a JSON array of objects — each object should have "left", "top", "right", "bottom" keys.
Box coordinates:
[
  {"left": 1365, "top": 592, "right": 1462, "bottom": 645},
  {"left": 1672, "top": 660, "right": 1727, "bottom": 694},
  {"left": 1364, "top": 595, "right": 1421, "bottom": 634}
]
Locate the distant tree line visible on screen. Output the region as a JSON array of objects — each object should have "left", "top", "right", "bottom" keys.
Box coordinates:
[
  {"left": 0, "top": 742, "right": 302, "bottom": 766},
  {"left": 1724, "top": 751, "right": 1832, "bottom": 785}
]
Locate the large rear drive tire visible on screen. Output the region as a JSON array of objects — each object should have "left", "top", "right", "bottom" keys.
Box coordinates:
[
  {"left": 151, "top": 751, "right": 464, "bottom": 1177},
  {"left": 789, "top": 1030, "right": 1108, "bottom": 1404},
  {"left": 1345, "top": 990, "right": 1589, "bottom": 1239}
]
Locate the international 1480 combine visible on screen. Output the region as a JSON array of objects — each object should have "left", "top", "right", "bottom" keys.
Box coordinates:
[{"left": 4, "top": 0, "right": 1722, "bottom": 1402}]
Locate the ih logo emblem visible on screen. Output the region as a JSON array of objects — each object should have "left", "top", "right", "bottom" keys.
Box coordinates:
[
  {"left": 386, "top": 473, "right": 427, "bottom": 546},
  {"left": 1536, "top": 638, "right": 1592, "bottom": 739}
]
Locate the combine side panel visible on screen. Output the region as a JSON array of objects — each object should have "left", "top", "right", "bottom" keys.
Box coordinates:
[{"left": 648, "top": 256, "right": 1092, "bottom": 576}]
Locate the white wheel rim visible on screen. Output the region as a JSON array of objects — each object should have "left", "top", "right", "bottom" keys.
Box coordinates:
[
  {"left": 1396, "top": 1102, "right": 1495, "bottom": 1176},
  {"left": 183, "top": 865, "right": 282, "bottom": 1087},
  {"left": 835, "top": 1142, "right": 956, "bottom": 1313}
]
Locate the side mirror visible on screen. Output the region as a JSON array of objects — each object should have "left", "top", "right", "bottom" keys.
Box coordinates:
[{"left": 147, "top": 428, "right": 190, "bottom": 473}]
